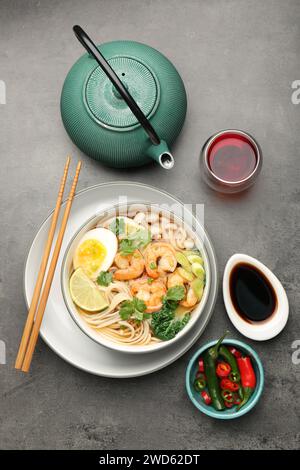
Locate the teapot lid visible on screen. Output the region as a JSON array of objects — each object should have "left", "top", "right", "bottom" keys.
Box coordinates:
[{"left": 85, "top": 57, "right": 159, "bottom": 130}]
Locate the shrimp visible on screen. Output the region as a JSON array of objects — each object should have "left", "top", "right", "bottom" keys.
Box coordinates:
[
  {"left": 180, "top": 286, "right": 198, "bottom": 308},
  {"left": 144, "top": 242, "right": 177, "bottom": 279},
  {"left": 167, "top": 269, "right": 185, "bottom": 289},
  {"left": 113, "top": 250, "right": 145, "bottom": 281},
  {"left": 129, "top": 277, "right": 167, "bottom": 313},
  {"left": 167, "top": 269, "right": 198, "bottom": 308}
]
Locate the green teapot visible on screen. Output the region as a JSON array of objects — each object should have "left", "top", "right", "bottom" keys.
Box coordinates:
[{"left": 60, "top": 26, "right": 187, "bottom": 169}]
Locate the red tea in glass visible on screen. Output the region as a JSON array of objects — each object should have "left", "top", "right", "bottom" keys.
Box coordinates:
[{"left": 201, "top": 130, "right": 262, "bottom": 193}]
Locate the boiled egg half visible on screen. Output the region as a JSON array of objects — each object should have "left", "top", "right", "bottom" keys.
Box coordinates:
[{"left": 73, "top": 228, "right": 117, "bottom": 280}]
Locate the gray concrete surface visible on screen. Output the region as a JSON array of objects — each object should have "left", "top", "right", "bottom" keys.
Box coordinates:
[{"left": 0, "top": 0, "right": 299, "bottom": 450}]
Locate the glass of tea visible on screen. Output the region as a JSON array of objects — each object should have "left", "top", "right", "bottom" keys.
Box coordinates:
[{"left": 200, "top": 129, "right": 262, "bottom": 193}]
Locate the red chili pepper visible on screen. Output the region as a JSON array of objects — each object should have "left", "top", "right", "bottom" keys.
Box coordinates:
[
  {"left": 220, "top": 378, "right": 232, "bottom": 390},
  {"left": 230, "top": 382, "right": 239, "bottom": 392},
  {"left": 201, "top": 390, "right": 212, "bottom": 405},
  {"left": 196, "top": 370, "right": 206, "bottom": 379},
  {"left": 228, "top": 346, "right": 242, "bottom": 358},
  {"left": 198, "top": 358, "right": 204, "bottom": 372},
  {"left": 220, "top": 378, "right": 239, "bottom": 392},
  {"left": 236, "top": 356, "right": 256, "bottom": 409},
  {"left": 233, "top": 394, "right": 242, "bottom": 405},
  {"left": 237, "top": 357, "right": 256, "bottom": 388},
  {"left": 216, "top": 362, "right": 231, "bottom": 378},
  {"left": 224, "top": 401, "right": 234, "bottom": 408}
]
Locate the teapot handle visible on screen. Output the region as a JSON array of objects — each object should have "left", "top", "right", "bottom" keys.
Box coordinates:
[{"left": 73, "top": 25, "right": 160, "bottom": 146}]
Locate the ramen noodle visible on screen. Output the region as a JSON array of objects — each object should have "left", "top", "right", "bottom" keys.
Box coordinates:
[{"left": 68, "top": 208, "right": 206, "bottom": 346}]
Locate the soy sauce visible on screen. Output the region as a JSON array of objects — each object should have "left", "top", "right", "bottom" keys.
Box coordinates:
[{"left": 229, "top": 263, "right": 277, "bottom": 322}]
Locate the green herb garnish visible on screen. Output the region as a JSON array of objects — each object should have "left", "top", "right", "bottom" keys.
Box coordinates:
[
  {"left": 119, "top": 238, "right": 135, "bottom": 255},
  {"left": 96, "top": 271, "right": 113, "bottom": 286},
  {"left": 149, "top": 262, "right": 157, "bottom": 270},
  {"left": 109, "top": 217, "right": 125, "bottom": 236},
  {"left": 119, "top": 297, "right": 150, "bottom": 323},
  {"left": 165, "top": 285, "right": 185, "bottom": 302},
  {"left": 119, "top": 228, "right": 151, "bottom": 255},
  {"left": 151, "top": 286, "right": 189, "bottom": 341}
]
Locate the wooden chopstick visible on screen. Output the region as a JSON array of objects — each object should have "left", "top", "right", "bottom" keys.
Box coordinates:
[
  {"left": 15, "top": 157, "right": 71, "bottom": 370},
  {"left": 21, "top": 161, "right": 82, "bottom": 373}
]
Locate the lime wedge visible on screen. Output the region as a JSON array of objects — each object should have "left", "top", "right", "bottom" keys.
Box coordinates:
[
  {"left": 126, "top": 219, "right": 141, "bottom": 235},
  {"left": 70, "top": 268, "right": 109, "bottom": 312}
]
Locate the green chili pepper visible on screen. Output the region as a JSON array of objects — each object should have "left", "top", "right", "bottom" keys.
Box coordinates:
[
  {"left": 203, "top": 332, "right": 228, "bottom": 411},
  {"left": 221, "top": 389, "right": 234, "bottom": 403},
  {"left": 229, "top": 371, "right": 241, "bottom": 383},
  {"left": 194, "top": 377, "right": 206, "bottom": 391},
  {"left": 219, "top": 345, "right": 243, "bottom": 399}
]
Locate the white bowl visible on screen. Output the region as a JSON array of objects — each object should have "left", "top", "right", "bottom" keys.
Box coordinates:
[
  {"left": 61, "top": 203, "right": 211, "bottom": 354},
  {"left": 223, "top": 253, "right": 289, "bottom": 341}
]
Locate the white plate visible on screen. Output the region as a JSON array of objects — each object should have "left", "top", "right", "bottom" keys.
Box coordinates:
[{"left": 24, "top": 182, "right": 218, "bottom": 377}]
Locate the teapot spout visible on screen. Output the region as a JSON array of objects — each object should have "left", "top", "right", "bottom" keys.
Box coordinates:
[{"left": 146, "top": 140, "right": 174, "bottom": 170}]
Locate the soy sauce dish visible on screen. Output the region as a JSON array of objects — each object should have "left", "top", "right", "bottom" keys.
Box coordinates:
[
  {"left": 223, "top": 254, "right": 289, "bottom": 341},
  {"left": 186, "top": 338, "right": 264, "bottom": 419}
]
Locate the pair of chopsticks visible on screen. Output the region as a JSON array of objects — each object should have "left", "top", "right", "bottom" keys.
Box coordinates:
[{"left": 15, "top": 157, "right": 82, "bottom": 372}]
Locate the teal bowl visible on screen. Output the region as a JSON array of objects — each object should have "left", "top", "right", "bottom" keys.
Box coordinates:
[{"left": 186, "top": 339, "right": 264, "bottom": 419}]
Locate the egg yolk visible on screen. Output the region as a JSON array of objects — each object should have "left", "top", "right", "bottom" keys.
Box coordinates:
[{"left": 76, "top": 239, "right": 107, "bottom": 277}]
